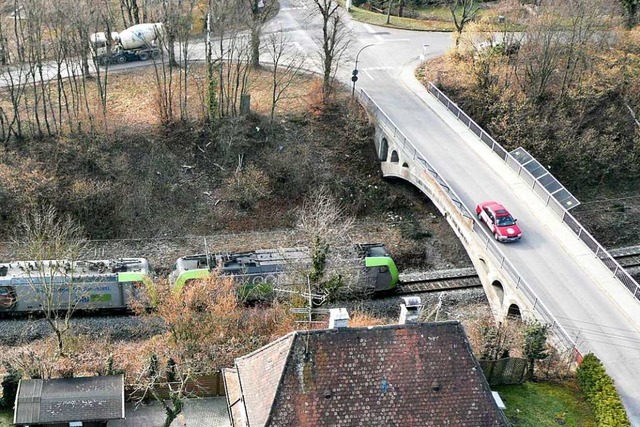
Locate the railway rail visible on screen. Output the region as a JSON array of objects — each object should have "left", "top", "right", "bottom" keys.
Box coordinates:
[
  {"left": 397, "top": 268, "right": 480, "bottom": 295},
  {"left": 396, "top": 246, "right": 640, "bottom": 296}
]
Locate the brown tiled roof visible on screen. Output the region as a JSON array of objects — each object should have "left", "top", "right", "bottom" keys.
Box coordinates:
[
  {"left": 14, "top": 375, "right": 124, "bottom": 425},
  {"left": 228, "top": 321, "right": 508, "bottom": 427},
  {"left": 235, "top": 333, "right": 296, "bottom": 426}
]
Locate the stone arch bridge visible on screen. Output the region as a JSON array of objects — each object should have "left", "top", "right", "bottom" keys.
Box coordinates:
[{"left": 357, "top": 86, "right": 640, "bottom": 365}]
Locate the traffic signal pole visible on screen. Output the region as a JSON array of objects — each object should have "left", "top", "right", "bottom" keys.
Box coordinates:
[{"left": 351, "top": 43, "right": 377, "bottom": 97}]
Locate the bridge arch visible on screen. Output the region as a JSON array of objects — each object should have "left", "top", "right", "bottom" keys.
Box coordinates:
[
  {"left": 390, "top": 150, "right": 399, "bottom": 163},
  {"left": 402, "top": 162, "right": 409, "bottom": 168},
  {"left": 491, "top": 280, "right": 504, "bottom": 305},
  {"left": 380, "top": 137, "right": 389, "bottom": 161},
  {"left": 477, "top": 258, "right": 488, "bottom": 274},
  {"left": 507, "top": 303, "right": 522, "bottom": 319}
]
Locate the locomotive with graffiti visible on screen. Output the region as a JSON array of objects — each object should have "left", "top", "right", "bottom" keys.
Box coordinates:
[
  {"left": 0, "top": 243, "right": 399, "bottom": 312},
  {"left": 170, "top": 243, "right": 399, "bottom": 296}
]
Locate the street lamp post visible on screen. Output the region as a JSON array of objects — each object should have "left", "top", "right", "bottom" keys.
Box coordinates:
[{"left": 351, "top": 43, "right": 377, "bottom": 97}]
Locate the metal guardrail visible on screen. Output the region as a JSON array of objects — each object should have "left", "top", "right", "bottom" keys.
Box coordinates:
[
  {"left": 357, "top": 88, "right": 578, "bottom": 355},
  {"left": 426, "top": 82, "right": 640, "bottom": 302},
  {"left": 357, "top": 90, "right": 472, "bottom": 221}
]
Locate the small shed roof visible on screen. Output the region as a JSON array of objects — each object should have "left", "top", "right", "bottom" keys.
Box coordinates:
[{"left": 14, "top": 375, "right": 125, "bottom": 425}]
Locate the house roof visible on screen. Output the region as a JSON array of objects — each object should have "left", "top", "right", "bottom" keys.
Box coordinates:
[
  {"left": 226, "top": 321, "right": 508, "bottom": 427},
  {"left": 14, "top": 375, "right": 125, "bottom": 425}
]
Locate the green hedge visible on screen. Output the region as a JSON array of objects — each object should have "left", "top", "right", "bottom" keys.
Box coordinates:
[{"left": 576, "top": 353, "right": 630, "bottom": 426}]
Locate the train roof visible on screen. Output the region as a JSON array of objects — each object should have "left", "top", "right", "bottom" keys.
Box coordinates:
[
  {"left": 223, "top": 248, "right": 310, "bottom": 266},
  {"left": 0, "top": 258, "right": 149, "bottom": 279},
  {"left": 174, "top": 244, "right": 392, "bottom": 273},
  {"left": 176, "top": 248, "right": 310, "bottom": 271}
]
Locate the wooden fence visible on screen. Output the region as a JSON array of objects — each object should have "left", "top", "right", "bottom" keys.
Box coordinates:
[
  {"left": 479, "top": 357, "right": 527, "bottom": 386},
  {"left": 126, "top": 372, "right": 226, "bottom": 401}
]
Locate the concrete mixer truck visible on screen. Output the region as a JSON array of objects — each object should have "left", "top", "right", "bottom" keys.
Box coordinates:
[{"left": 90, "top": 23, "right": 164, "bottom": 65}]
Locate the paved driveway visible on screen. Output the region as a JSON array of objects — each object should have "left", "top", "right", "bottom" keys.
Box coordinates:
[{"left": 109, "top": 397, "right": 230, "bottom": 427}]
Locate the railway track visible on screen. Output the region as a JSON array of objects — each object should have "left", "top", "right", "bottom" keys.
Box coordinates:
[
  {"left": 396, "top": 246, "right": 640, "bottom": 296},
  {"left": 396, "top": 268, "right": 481, "bottom": 295}
]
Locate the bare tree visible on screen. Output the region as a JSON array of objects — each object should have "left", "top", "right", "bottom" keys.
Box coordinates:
[
  {"left": 445, "top": 0, "right": 479, "bottom": 49},
  {"left": 510, "top": 0, "right": 612, "bottom": 103},
  {"left": 135, "top": 353, "right": 193, "bottom": 427},
  {"left": 512, "top": 10, "right": 563, "bottom": 102},
  {"left": 161, "top": 0, "right": 183, "bottom": 68},
  {"left": 120, "top": 0, "right": 141, "bottom": 27},
  {"left": 12, "top": 206, "right": 89, "bottom": 355},
  {"left": 219, "top": 32, "right": 252, "bottom": 117},
  {"left": 241, "top": 0, "right": 278, "bottom": 68},
  {"left": 296, "top": 188, "right": 363, "bottom": 300},
  {"left": 264, "top": 29, "right": 307, "bottom": 123},
  {"left": 204, "top": 3, "right": 219, "bottom": 124},
  {"left": 311, "top": 0, "right": 351, "bottom": 102},
  {"left": 206, "top": 0, "right": 252, "bottom": 118},
  {"left": 152, "top": 0, "right": 197, "bottom": 123},
  {"left": 132, "top": 274, "right": 295, "bottom": 426},
  {"left": 552, "top": 0, "right": 615, "bottom": 98}
]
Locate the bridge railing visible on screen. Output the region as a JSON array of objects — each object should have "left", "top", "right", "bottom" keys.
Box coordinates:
[
  {"left": 357, "top": 88, "right": 578, "bottom": 356},
  {"left": 473, "top": 220, "right": 578, "bottom": 353},
  {"left": 426, "top": 82, "right": 640, "bottom": 302},
  {"left": 357, "top": 90, "right": 472, "bottom": 221}
]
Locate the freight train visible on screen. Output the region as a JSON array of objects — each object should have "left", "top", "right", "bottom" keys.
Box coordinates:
[{"left": 0, "top": 244, "right": 399, "bottom": 313}]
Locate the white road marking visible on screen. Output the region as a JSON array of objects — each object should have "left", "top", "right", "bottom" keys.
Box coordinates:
[
  {"left": 363, "top": 69, "right": 374, "bottom": 80},
  {"left": 281, "top": 3, "right": 307, "bottom": 11},
  {"left": 362, "top": 66, "right": 394, "bottom": 71},
  {"left": 363, "top": 24, "right": 384, "bottom": 42}
]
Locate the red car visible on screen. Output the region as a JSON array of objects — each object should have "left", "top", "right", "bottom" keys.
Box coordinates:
[{"left": 475, "top": 201, "right": 522, "bottom": 242}]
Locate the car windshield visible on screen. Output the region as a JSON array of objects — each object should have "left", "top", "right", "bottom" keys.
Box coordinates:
[{"left": 496, "top": 215, "right": 516, "bottom": 227}]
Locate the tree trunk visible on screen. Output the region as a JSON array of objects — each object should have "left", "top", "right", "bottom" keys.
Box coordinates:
[{"left": 251, "top": 26, "right": 260, "bottom": 68}]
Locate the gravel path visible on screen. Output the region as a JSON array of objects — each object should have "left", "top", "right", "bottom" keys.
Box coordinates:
[
  {"left": 0, "top": 313, "right": 166, "bottom": 346},
  {"left": 340, "top": 287, "right": 490, "bottom": 320}
]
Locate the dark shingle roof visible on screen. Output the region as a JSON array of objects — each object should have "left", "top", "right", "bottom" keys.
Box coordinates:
[
  {"left": 228, "top": 321, "right": 508, "bottom": 427},
  {"left": 14, "top": 375, "right": 124, "bottom": 425}
]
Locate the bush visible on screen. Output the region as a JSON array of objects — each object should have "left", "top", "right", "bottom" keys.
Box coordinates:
[
  {"left": 0, "top": 364, "right": 21, "bottom": 410},
  {"left": 576, "top": 353, "right": 630, "bottom": 426}
]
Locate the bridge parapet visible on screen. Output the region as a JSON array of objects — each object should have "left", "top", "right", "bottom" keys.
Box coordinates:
[
  {"left": 427, "top": 83, "right": 640, "bottom": 304},
  {"left": 358, "top": 88, "right": 578, "bottom": 357}
]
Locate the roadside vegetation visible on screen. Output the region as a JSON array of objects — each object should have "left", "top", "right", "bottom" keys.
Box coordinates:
[
  {"left": 0, "top": 412, "right": 11, "bottom": 427},
  {"left": 340, "top": 0, "right": 525, "bottom": 32},
  {"left": 495, "top": 381, "right": 596, "bottom": 427}
]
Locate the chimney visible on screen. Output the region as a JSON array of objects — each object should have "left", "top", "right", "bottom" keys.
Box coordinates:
[
  {"left": 328, "top": 308, "right": 350, "bottom": 329},
  {"left": 399, "top": 296, "right": 422, "bottom": 324}
]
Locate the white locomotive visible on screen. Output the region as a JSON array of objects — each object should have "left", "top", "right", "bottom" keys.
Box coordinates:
[{"left": 0, "top": 258, "right": 150, "bottom": 313}]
